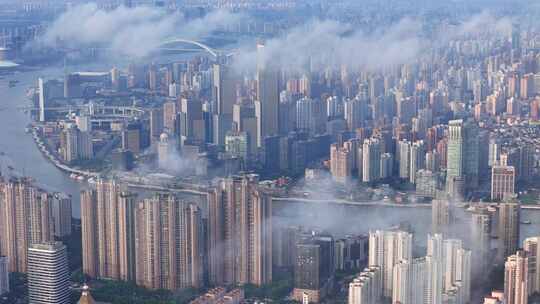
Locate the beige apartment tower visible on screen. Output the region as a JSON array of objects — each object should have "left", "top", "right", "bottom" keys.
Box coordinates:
[
  {"left": 207, "top": 175, "right": 273, "bottom": 286},
  {"left": 134, "top": 193, "right": 204, "bottom": 290}
]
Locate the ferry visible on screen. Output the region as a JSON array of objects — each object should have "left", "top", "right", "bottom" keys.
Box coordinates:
[{"left": 520, "top": 220, "right": 532, "bottom": 225}]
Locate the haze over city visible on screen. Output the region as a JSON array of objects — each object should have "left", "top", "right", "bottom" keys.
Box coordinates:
[{"left": 1, "top": 1, "right": 540, "bottom": 304}]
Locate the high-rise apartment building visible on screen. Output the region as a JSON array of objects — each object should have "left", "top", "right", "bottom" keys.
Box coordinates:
[
  {"left": 51, "top": 193, "right": 72, "bottom": 238},
  {"left": 0, "top": 178, "right": 54, "bottom": 273},
  {"left": 81, "top": 180, "right": 137, "bottom": 281},
  {"left": 470, "top": 208, "right": 492, "bottom": 278},
  {"left": 27, "top": 242, "right": 70, "bottom": 304},
  {"left": 523, "top": 237, "right": 540, "bottom": 294},
  {"left": 491, "top": 165, "right": 516, "bottom": 201},
  {"left": 368, "top": 230, "right": 412, "bottom": 297},
  {"left": 0, "top": 256, "right": 8, "bottom": 296},
  {"left": 362, "top": 138, "right": 382, "bottom": 183},
  {"left": 504, "top": 250, "right": 529, "bottom": 304},
  {"left": 432, "top": 199, "right": 454, "bottom": 236},
  {"left": 392, "top": 258, "right": 428, "bottom": 304},
  {"left": 134, "top": 194, "right": 204, "bottom": 290},
  {"left": 498, "top": 202, "right": 520, "bottom": 263},
  {"left": 348, "top": 266, "right": 382, "bottom": 304},
  {"left": 207, "top": 175, "right": 272, "bottom": 286}
]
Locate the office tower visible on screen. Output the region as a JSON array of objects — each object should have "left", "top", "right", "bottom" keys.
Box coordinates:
[
  {"left": 213, "top": 64, "right": 237, "bottom": 115},
  {"left": 233, "top": 103, "right": 258, "bottom": 157},
  {"left": 38, "top": 77, "right": 46, "bottom": 122},
  {"left": 348, "top": 267, "right": 382, "bottom": 304},
  {"left": 470, "top": 209, "right": 492, "bottom": 278},
  {"left": 81, "top": 180, "right": 137, "bottom": 281},
  {"left": 293, "top": 233, "right": 334, "bottom": 303},
  {"left": 51, "top": 193, "right": 72, "bottom": 238},
  {"left": 392, "top": 258, "right": 427, "bottom": 304},
  {"left": 498, "top": 202, "right": 520, "bottom": 263},
  {"left": 163, "top": 100, "right": 178, "bottom": 133},
  {"left": 149, "top": 107, "right": 164, "bottom": 141},
  {"left": 37, "top": 78, "right": 63, "bottom": 122},
  {"left": 334, "top": 235, "right": 368, "bottom": 271},
  {"left": 0, "top": 256, "right": 8, "bottom": 296},
  {"left": 0, "top": 178, "right": 53, "bottom": 273},
  {"left": 27, "top": 242, "right": 70, "bottom": 304},
  {"left": 345, "top": 96, "right": 368, "bottom": 131},
  {"left": 255, "top": 43, "right": 279, "bottom": 147},
  {"left": 432, "top": 199, "right": 453, "bottom": 236},
  {"left": 121, "top": 123, "right": 142, "bottom": 154},
  {"left": 368, "top": 230, "right": 412, "bottom": 297},
  {"left": 409, "top": 140, "right": 426, "bottom": 184},
  {"left": 207, "top": 175, "right": 272, "bottom": 286},
  {"left": 362, "top": 138, "right": 381, "bottom": 183},
  {"left": 179, "top": 96, "right": 205, "bottom": 141},
  {"left": 446, "top": 119, "right": 479, "bottom": 196},
  {"left": 491, "top": 166, "right": 516, "bottom": 201},
  {"left": 504, "top": 251, "right": 529, "bottom": 304},
  {"left": 134, "top": 194, "right": 203, "bottom": 290},
  {"left": 416, "top": 170, "right": 438, "bottom": 197},
  {"left": 523, "top": 237, "right": 540, "bottom": 294}
]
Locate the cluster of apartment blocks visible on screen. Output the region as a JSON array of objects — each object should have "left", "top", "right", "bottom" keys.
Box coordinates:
[
  {"left": 349, "top": 231, "right": 472, "bottom": 304},
  {"left": 329, "top": 118, "right": 529, "bottom": 202},
  {"left": 482, "top": 236, "right": 540, "bottom": 304},
  {"left": 0, "top": 177, "right": 72, "bottom": 274},
  {"left": 347, "top": 195, "right": 528, "bottom": 304},
  {"left": 81, "top": 175, "right": 273, "bottom": 290}
]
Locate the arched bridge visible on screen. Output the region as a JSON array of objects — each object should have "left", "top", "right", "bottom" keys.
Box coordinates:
[{"left": 159, "top": 38, "right": 219, "bottom": 58}]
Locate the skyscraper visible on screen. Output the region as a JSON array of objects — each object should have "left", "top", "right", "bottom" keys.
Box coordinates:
[
  {"left": 348, "top": 267, "right": 382, "bottom": 304},
  {"left": 362, "top": 138, "right": 382, "bottom": 183},
  {"left": 134, "top": 194, "right": 204, "bottom": 290},
  {"left": 51, "top": 193, "right": 72, "bottom": 238},
  {"left": 446, "top": 119, "right": 479, "bottom": 196},
  {"left": 368, "top": 230, "right": 412, "bottom": 297},
  {"left": 432, "top": 199, "right": 453, "bottom": 236},
  {"left": 0, "top": 256, "right": 8, "bottom": 296},
  {"left": 392, "top": 258, "right": 428, "bottom": 304},
  {"left": 255, "top": 43, "right": 279, "bottom": 147},
  {"left": 491, "top": 166, "right": 516, "bottom": 201},
  {"left": 523, "top": 237, "right": 540, "bottom": 294},
  {"left": 207, "top": 175, "right": 272, "bottom": 286},
  {"left": 504, "top": 250, "right": 529, "bottom": 304},
  {"left": 0, "top": 178, "right": 54, "bottom": 273},
  {"left": 470, "top": 208, "right": 492, "bottom": 278},
  {"left": 27, "top": 242, "right": 70, "bottom": 304},
  {"left": 213, "top": 64, "right": 237, "bottom": 115},
  {"left": 81, "top": 180, "right": 137, "bottom": 281},
  {"left": 498, "top": 202, "right": 520, "bottom": 262},
  {"left": 293, "top": 233, "right": 335, "bottom": 303}
]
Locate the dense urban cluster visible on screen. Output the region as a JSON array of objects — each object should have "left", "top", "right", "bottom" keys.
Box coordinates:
[{"left": 2, "top": 0, "right": 540, "bottom": 304}]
